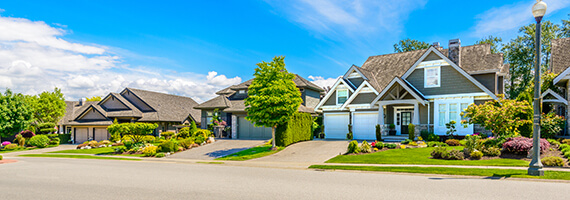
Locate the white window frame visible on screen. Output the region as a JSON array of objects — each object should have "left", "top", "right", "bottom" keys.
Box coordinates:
[
  {"left": 336, "top": 89, "right": 348, "bottom": 105},
  {"left": 434, "top": 98, "right": 474, "bottom": 136},
  {"left": 238, "top": 90, "right": 246, "bottom": 94},
  {"left": 424, "top": 66, "right": 441, "bottom": 88}
]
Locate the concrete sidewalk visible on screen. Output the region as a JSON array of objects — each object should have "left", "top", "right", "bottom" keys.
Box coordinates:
[{"left": 1, "top": 144, "right": 77, "bottom": 158}]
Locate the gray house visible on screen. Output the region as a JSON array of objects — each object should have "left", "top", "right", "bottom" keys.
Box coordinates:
[
  {"left": 195, "top": 75, "right": 324, "bottom": 139},
  {"left": 549, "top": 37, "right": 570, "bottom": 136},
  {"left": 58, "top": 88, "right": 201, "bottom": 143},
  {"left": 315, "top": 39, "right": 508, "bottom": 140}
]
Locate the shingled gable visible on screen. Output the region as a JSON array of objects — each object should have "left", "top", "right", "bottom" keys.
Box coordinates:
[
  {"left": 315, "top": 77, "right": 355, "bottom": 109},
  {"left": 122, "top": 88, "right": 201, "bottom": 123},
  {"left": 340, "top": 80, "right": 379, "bottom": 110},
  {"left": 400, "top": 46, "right": 498, "bottom": 100},
  {"left": 74, "top": 104, "right": 108, "bottom": 121},
  {"left": 552, "top": 38, "right": 570, "bottom": 86},
  {"left": 371, "top": 77, "right": 428, "bottom": 106}
]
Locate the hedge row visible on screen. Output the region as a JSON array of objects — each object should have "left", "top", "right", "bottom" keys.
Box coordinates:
[
  {"left": 58, "top": 134, "right": 71, "bottom": 144},
  {"left": 275, "top": 112, "right": 313, "bottom": 147}
]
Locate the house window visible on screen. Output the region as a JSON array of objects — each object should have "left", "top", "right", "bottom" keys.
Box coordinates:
[
  {"left": 460, "top": 103, "right": 469, "bottom": 121},
  {"left": 206, "top": 111, "right": 213, "bottom": 125},
  {"left": 449, "top": 103, "right": 458, "bottom": 122},
  {"left": 425, "top": 66, "right": 440, "bottom": 88},
  {"left": 438, "top": 104, "right": 446, "bottom": 126},
  {"left": 336, "top": 89, "right": 348, "bottom": 105},
  {"left": 238, "top": 90, "right": 246, "bottom": 94}
]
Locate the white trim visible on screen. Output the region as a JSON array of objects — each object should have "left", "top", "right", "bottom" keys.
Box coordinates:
[
  {"left": 400, "top": 46, "right": 498, "bottom": 100},
  {"left": 315, "top": 78, "right": 355, "bottom": 110},
  {"left": 425, "top": 92, "right": 490, "bottom": 99},
  {"left": 424, "top": 66, "right": 441, "bottom": 88},
  {"left": 541, "top": 89, "right": 568, "bottom": 105},
  {"left": 377, "top": 99, "right": 420, "bottom": 106},
  {"left": 554, "top": 66, "right": 570, "bottom": 85},
  {"left": 343, "top": 65, "right": 368, "bottom": 80},
  {"left": 371, "top": 77, "right": 427, "bottom": 106},
  {"left": 336, "top": 89, "right": 349, "bottom": 105},
  {"left": 341, "top": 81, "right": 379, "bottom": 109}
]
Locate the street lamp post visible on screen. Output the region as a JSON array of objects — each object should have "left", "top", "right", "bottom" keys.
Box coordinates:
[{"left": 528, "top": 0, "right": 547, "bottom": 176}]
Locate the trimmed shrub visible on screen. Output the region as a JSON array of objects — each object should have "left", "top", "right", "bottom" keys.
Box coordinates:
[
  {"left": 408, "top": 123, "right": 415, "bottom": 140},
  {"left": 428, "top": 142, "right": 448, "bottom": 147},
  {"left": 275, "top": 112, "right": 313, "bottom": 147},
  {"left": 57, "top": 134, "right": 71, "bottom": 144},
  {"left": 346, "top": 132, "right": 353, "bottom": 140},
  {"left": 482, "top": 147, "right": 501, "bottom": 157},
  {"left": 548, "top": 139, "right": 561, "bottom": 147},
  {"left": 360, "top": 141, "right": 372, "bottom": 153},
  {"left": 375, "top": 124, "right": 382, "bottom": 141},
  {"left": 155, "top": 153, "right": 166, "bottom": 158},
  {"left": 142, "top": 146, "right": 158, "bottom": 157},
  {"left": 2, "top": 141, "right": 11, "bottom": 146},
  {"left": 114, "top": 146, "right": 127, "bottom": 153},
  {"left": 559, "top": 144, "right": 570, "bottom": 151},
  {"left": 3, "top": 144, "right": 19, "bottom": 150},
  {"left": 195, "top": 135, "right": 206, "bottom": 144},
  {"left": 482, "top": 137, "right": 506, "bottom": 148},
  {"left": 19, "top": 130, "right": 35, "bottom": 138},
  {"left": 28, "top": 135, "right": 50, "bottom": 148},
  {"left": 502, "top": 137, "right": 550, "bottom": 154},
  {"left": 158, "top": 140, "right": 177, "bottom": 153},
  {"left": 123, "top": 140, "right": 134, "bottom": 149},
  {"left": 445, "top": 139, "right": 460, "bottom": 146},
  {"left": 347, "top": 140, "right": 359, "bottom": 154},
  {"left": 0, "top": 155, "right": 2, "bottom": 160},
  {"left": 37, "top": 122, "right": 57, "bottom": 134},
  {"left": 15, "top": 134, "right": 25, "bottom": 146},
  {"left": 373, "top": 141, "right": 384, "bottom": 149},
  {"left": 401, "top": 139, "right": 412, "bottom": 144},
  {"left": 431, "top": 147, "right": 448, "bottom": 159},
  {"left": 470, "top": 150, "right": 483, "bottom": 160},
  {"left": 385, "top": 143, "right": 397, "bottom": 149},
  {"left": 109, "top": 133, "right": 121, "bottom": 143},
  {"left": 541, "top": 156, "right": 564, "bottom": 167},
  {"left": 179, "top": 138, "right": 194, "bottom": 149},
  {"left": 446, "top": 149, "right": 464, "bottom": 160},
  {"left": 561, "top": 148, "right": 570, "bottom": 154},
  {"left": 562, "top": 139, "right": 570, "bottom": 145},
  {"left": 98, "top": 140, "right": 111, "bottom": 146},
  {"left": 142, "top": 136, "right": 156, "bottom": 143},
  {"left": 49, "top": 138, "right": 60, "bottom": 145},
  {"left": 76, "top": 144, "right": 87, "bottom": 149},
  {"left": 431, "top": 147, "right": 464, "bottom": 160},
  {"left": 161, "top": 131, "right": 175, "bottom": 139},
  {"left": 178, "top": 127, "right": 191, "bottom": 139}
]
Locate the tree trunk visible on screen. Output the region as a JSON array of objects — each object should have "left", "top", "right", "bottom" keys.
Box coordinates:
[{"left": 271, "top": 126, "right": 277, "bottom": 150}]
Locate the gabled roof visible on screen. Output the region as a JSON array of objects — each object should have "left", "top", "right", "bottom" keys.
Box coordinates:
[
  {"left": 99, "top": 93, "right": 143, "bottom": 118},
  {"left": 315, "top": 77, "right": 355, "bottom": 109},
  {"left": 371, "top": 77, "right": 428, "bottom": 106},
  {"left": 124, "top": 88, "right": 201, "bottom": 123},
  {"left": 340, "top": 80, "right": 379, "bottom": 109},
  {"left": 215, "top": 74, "right": 325, "bottom": 94},
  {"left": 194, "top": 95, "right": 231, "bottom": 109},
  {"left": 74, "top": 103, "right": 109, "bottom": 121},
  {"left": 541, "top": 89, "right": 567, "bottom": 105}
]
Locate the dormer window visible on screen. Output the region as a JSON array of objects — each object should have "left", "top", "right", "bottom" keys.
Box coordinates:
[
  {"left": 424, "top": 66, "right": 440, "bottom": 88},
  {"left": 336, "top": 89, "right": 348, "bottom": 105},
  {"left": 238, "top": 90, "right": 246, "bottom": 94}
]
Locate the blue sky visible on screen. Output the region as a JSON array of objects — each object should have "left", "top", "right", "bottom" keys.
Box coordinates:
[{"left": 0, "top": 0, "right": 569, "bottom": 102}]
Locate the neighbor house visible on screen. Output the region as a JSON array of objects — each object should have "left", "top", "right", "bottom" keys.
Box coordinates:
[
  {"left": 315, "top": 39, "right": 508, "bottom": 140},
  {"left": 549, "top": 37, "right": 570, "bottom": 136},
  {"left": 58, "top": 88, "right": 201, "bottom": 143},
  {"left": 194, "top": 75, "right": 324, "bottom": 139}
]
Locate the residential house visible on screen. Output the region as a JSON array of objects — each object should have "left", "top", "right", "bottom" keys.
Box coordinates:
[
  {"left": 195, "top": 75, "right": 325, "bottom": 139},
  {"left": 549, "top": 37, "right": 570, "bottom": 136},
  {"left": 58, "top": 88, "right": 201, "bottom": 143},
  {"left": 315, "top": 39, "right": 508, "bottom": 140}
]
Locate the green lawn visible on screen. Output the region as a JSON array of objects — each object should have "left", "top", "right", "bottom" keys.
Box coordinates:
[
  {"left": 0, "top": 145, "right": 58, "bottom": 154},
  {"left": 48, "top": 146, "right": 145, "bottom": 157},
  {"left": 215, "top": 145, "right": 284, "bottom": 161},
  {"left": 19, "top": 154, "right": 141, "bottom": 161},
  {"left": 309, "top": 165, "right": 570, "bottom": 181},
  {"left": 326, "top": 146, "right": 530, "bottom": 167}
]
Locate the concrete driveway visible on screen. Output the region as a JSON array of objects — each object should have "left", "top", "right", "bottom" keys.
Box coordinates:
[
  {"left": 252, "top": 140, "right": 348, "bottom": 163},
  {"left": 167, "top": 139, "right": 265, "bottom": 160}
]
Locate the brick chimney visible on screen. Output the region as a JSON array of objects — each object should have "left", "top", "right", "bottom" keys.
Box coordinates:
[
  {"left": 448, "top": 39, "right": 461, "bottom": 66},
  {"left": 432, "top": 42, "right": 440, "bottom": 48}
]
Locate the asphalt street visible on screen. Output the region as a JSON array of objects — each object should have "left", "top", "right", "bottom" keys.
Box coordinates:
[{"left": 0, "top": 157, "right": 568, "bottom": 200}]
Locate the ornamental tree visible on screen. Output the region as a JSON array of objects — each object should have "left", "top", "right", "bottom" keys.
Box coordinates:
[
  {"left": 461, "top": 98, "right": 532, "bottom": 137},
  {"left": 0, "top": 89, "right": 33, "bottom": 141},
  {"left": 244, "top": 56, "right": 302, "bottom": 149},
  {"left": 26, "top": 87, "right": 67, "bottom": 124}
]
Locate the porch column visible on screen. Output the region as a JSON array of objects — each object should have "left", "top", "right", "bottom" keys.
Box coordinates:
[
  {"left": 231, "top": 115, "right": 237, "bottom": 139},
  {"left": 413, "top": 102, "right": 419, "bottom": 124},
  {"left": 378, "top": 104, "right": 384, "bottom": 125}
]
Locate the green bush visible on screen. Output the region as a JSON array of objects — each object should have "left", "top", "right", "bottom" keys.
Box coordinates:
[
  {"left": 178, "top": 127, "right": 191, "bottom": 138},
  {"left": 155, "top": 153, "right": 166, "bottom": 158},
  {"left": 142, "top": 146, "right": 158, "bottom": 157},
  {"left": 109, "top": 133, "right": 121, "bottom": 143},
  {"left": 28, "top": 135, "right": 50, "bottom": 148},
  {"left": 430, "top": 147, "right": 448, "bottom": 159},
  {"left": 482, "top": 147, "right": 501, "bottom": 157},
  {"left": 49, "top": 138, "right": 60, "bottom": 145},
  {"left": 57, "top": 134, "right": 71, "bottom": 144},
  {"left": 401, "top": 139, "right": 412, "bottom": 144},
  {"left": 15, "top": 134, "right": 25, "bottom": 146},
  {"left": 114, "top": 146, "right": 127, "bottom": 153},
  {"left": 564, "top": 152, "right": 570, "bottom": 159},
  {"left": 37, "top": 122, "right": 57, "bottom": 134},
  {"left": 195, "top": 135, "right": 206, "bottom": 144},
  {"left": 408, "top": 123, "right": 415, "bottom": 140},
  {"left": 158, "top": 140, "right": 177, "bottom": 153},
  {"left": 445, "top": 139, "right": 460, "bottom": 146},
  {"left": 179, "top": 138, "right": 194, "bottom": 149},
  {"left": 195, "top": 129, "right": 213, "bottom": 138},
  {"left": 346, "top": 132, "right": 353, "bottom": 140},
  {"left": 559, "top": 144, "right": 570, "bottom": 151},
  {"left": 421, "top": 130, "right": 440, "bottom": 141},
  {"left": 428, "top": 142, "right": 448, "bottom": 147},
  {"left": 347, "top": 140, "right": 360, "bottom": 154},
  {"left": 275, "top": 112, "right": 313, "bottom": 147},
  {"left": 3, "top": 144, "right": 19, "bottom": 150},
  {"left": 374, "top": 141, "right": 384, "bottom": 149},
  {"left": 375, "top": 124, "right": 382, "bottom": 141},
  {"left": 0, "top": 155, "right": 2, "bottom": 160},
  {"left": 562, "top": 139, "right": 570, "bottom": 145},
  {"left": 561, "top": 148, "right": 570, "bottom": 154},
  {"left": 142, "top": 135, "right": 156, "bottom": 143},
  {"left": 482, "top": 137, "right": 506, "bottom": 148},
  {"left": 470, "top": 150, "right": 483, "bottom": 160},
  {"left": 385, "top": 143, "right": 397, "bottom": 149},
  {"left": 541, "top": 156, "right": 564, "bottom": 167},
  {"left": 548, "top": 139, "right": 561, "bottom": 147},
  {"left": 123, "top": 141, "right": 134, "bottom": 149},
  {"left": 431, "top": 147, "right": 464, "bottom": 160},
  {"left": 360, "top": 141, "right": 372, "bottom": 153},
  {"left": 161, "top": 131, "right": 175, "bottom": 139}
]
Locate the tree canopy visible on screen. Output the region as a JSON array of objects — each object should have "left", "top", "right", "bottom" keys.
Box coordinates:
[
  {"left": 85, "top": 96, "right": 102, "bottom": 101},
  {"left": 26, "top": 87, "right": 67, "bottom": 124},
  {"left": 475, "top": 35, "right": 503, "bottom": 54},
  {"left": 393, "top": 38, "right": 431, "bottom": 53},
  {"left": 244, "top": 56, "right": 302, "bottom": 149},
  {"left": 0, "top": 89, "right": 33, "bottom": 138},
  {"left": 107, "top": 122, "right": 158, "bottom": 143}
]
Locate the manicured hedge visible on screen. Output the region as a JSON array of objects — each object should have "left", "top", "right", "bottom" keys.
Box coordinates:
[
  {"left": 275, "top": 112, "right": 313, "bottom": 147},
  {"left": 58, "top": 134, "right": 71, "bottom": 144}
]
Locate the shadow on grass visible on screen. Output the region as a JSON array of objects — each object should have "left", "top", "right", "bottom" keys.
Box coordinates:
[{"left": 205, "top": 147, "right": 251, "bottom": 158}]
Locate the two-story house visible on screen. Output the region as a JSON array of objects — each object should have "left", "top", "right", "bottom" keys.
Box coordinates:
[
  {"left": 195, "top": 75, "right": 324, "bottom": 139},
  {"left": 315, "top": 39, "right": 508, "bottom": 140}
]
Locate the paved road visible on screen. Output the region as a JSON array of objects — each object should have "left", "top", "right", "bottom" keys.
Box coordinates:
[
  {"left": 253, "top": 140, "right": 348, "bottom": 163},
  {"left": 1, "top": 157, "right": 568, "bottom": 200},
  {"left": 167, "top": 139, "right": 265, "bottom": 160}
]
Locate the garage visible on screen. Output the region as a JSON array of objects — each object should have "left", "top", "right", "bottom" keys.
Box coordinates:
[
  {"left": 237, "top": 116, "right": 272, "bottom": 139},
  {"left": 94, "top": 128, "right": 108, "bottom": 141},
  {"left": 352, "top": 112, "right": 378, "bottom": 140},
  {"left": 74, "top": 128, "right": 89, "bottom": 144},
  {"left": 324, "top": 113, "right": 349, "bottom": 139}
]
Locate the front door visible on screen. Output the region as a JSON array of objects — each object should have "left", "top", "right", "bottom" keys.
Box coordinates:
[{"left": 401, "top": 112, "right": 412, "bottom": 134}]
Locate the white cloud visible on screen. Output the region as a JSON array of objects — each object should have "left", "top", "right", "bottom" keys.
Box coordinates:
[
  {"left": 308, "top": 75, "right": 339, "bottom": 89},
  {"left": 0, "top": 16, "right": 241, "bottom": 103},
  {"left": 472, "top": 0, "right": 570, "bottom": 37}
]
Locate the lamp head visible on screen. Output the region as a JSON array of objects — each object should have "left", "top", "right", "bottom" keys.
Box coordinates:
[{"left": 532, "top": 0, "right": 547, "bottom": 21}]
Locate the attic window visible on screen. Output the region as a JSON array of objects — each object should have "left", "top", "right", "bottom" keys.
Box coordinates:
[
  {"left": 424, "top": 66, "right": 440, "bottom": 88},
  {"left": 336, "top": 89, "right": 348, "bottom": 105},
  {"left": 238, "top": 90, "right": 246, "bottom": 94}
]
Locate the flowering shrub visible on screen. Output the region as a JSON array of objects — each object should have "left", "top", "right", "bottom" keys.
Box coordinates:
[
  {"left": 385, "top": 143, "right": 397, "bottom": 149},
  {"left": 142, "top": 145, "right": 158, "bottom": 157},
  {"left": 482, "top": 147, "right": 501, "bottom": 157},
  {"left": 3, "top": 144, "right": 19, "bottom": 150},
  {"left": 470, "top": 150, "right": 483, "bottom": 160},
  {"left": 445, "top": 139, "right": 460, "bottom": 146},
  {"left": 2, "top": 141, "right": 11, "bottom": 146},
  {"left": 360, "top": 141, "right": 372, "bottom": 153},
  {"left": 461, "top": 98, "right": 532, "bottom": 136},
  {"left": 464, "top": 135, "right": 483, "bottom": 153},
  {"left": 502, "top": 137, "right": 550, "bottom": 154},
  {"left": 540, "top": 112, "right": 564, "bottom": 138}
]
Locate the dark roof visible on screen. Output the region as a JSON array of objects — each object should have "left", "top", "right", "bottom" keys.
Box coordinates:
[
  {"left": 552, "top": 38, "right": 570, "bottom": 74},
  {"left": 221, "top": 99, "right": 316, "bottom": 114},
  {"left": 359, "top": 44, "right": 504, "bottom": 93},
  {"left": 216, "top": 74, "right": 325, "bottom": 93},
  {"left": 194, "top": 95, "right": 231, "bottom": 109}
]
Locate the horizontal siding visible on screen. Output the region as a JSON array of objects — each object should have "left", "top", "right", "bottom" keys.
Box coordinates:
[
  {"left": 406, "top": 65, "right": 483, "bottom": 96},
  {"left": 472, "top": 73, "right": 496, "bottom": 94},
  {"left": 351, "top": 93, "right": 376, "bottom": 104}
]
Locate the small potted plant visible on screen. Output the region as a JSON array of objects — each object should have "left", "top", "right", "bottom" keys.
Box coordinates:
[{"left": 388, "top": 124, "right": 396, "bottom": 136}]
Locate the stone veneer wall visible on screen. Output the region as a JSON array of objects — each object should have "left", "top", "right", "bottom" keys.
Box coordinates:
[
  {"left": 474, "top": 124, "right": 492, "bottom": 136},
  {"left": 379, "top": 124, "right": 433, "bottom": 136}
]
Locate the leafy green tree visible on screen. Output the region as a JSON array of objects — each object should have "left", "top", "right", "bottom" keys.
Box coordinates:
[
  {"left": 561, "top": 14, "right": 570, "bottom": 38},
  {"left": 0, "top": 89, "right": 33, "bottom": 141},
  {"left": 107, "top": 122, "right": 158, "bottom": 143},
  {"left": 393, "top": 38, "right": 430, "bottom": 53},
  {"left": 475, "top": 35, "right": 503, "bottom": 54},
  {"left": 27, "top": 88, "right": 67, "bottom": 124},
  {"left": 189, "top": 120, "right": 198, "bottom": 136},
  {"left": 85, "top": 96, "right": 102, "bottom": 101},
  {"left": 244, "top": 56, "right": 302, "bottom": 149},
  {"left": 461, "top": 98, "right": 532, "bottom": 137}
]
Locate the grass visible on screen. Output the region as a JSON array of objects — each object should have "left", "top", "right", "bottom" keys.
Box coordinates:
[
  {"left": 327, "top": 146, "right": 530, "bottom": 167},
  {"left": 309, "top": 165, "right": 570, "bottom": 181},
  {"left": 19, "top": 154, "right": 141, "bottom": 161},
  {"left": 0, "top": 145, "right": 58, "bottom": 154},
  {"left": 215, "top": 144, "right": 285, "bottom": 161},
  {"left": 48, "top": 146, "right": 146, "bottom": 157}
]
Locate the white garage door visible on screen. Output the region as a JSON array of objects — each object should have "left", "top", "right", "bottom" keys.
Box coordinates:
[
  {"left": 94, "top": 128, "right": 108, "bottom": 142},
  {"left": 324, "top": 113, "right": 349, "bottom": 139},
  {"left": 352, "top": 112, "right": 378, "bottom": 140},
  {"left": 75, "top": 128, "right": 89, "bottom": 144}
]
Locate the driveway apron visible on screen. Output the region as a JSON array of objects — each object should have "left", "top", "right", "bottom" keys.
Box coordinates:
[
  {"left": 252, "top": 140, "right": 348, "bottom": 163},
  {"left": 167, "top": 139, "right": 265, "bottom": 160}
]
